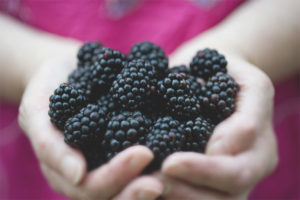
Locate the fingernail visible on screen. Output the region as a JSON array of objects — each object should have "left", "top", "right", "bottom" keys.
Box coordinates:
[
  {"left": 138, "top": 188, "right": 162, "bottom": 200},
  {"left": 206, "top": 140, "right": 224, "bottom": 155},
  {"left": 129, "top": 149, "right": 153, "bottom": 169},
  {"left": 162, "top": 158, "right": 187, "bottom": 175},
  {"left": 61, "top": 155, "right": 82, "bottom": 185}
]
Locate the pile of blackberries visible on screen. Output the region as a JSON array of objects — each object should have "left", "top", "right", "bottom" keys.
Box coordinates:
[{"left": 48, "top": 41, "right": 239, "bottom": 171}]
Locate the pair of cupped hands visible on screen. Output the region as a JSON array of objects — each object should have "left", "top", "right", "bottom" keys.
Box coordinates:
[{"left": 18, "top": 41, "right": 278, "bottom": 200}]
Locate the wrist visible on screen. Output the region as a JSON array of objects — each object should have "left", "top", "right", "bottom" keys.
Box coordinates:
[{"left": 21, "top": 37, "right": 81, "bottom": 89}]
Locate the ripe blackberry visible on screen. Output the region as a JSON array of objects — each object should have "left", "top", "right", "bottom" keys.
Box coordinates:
[
  {"left": 110, "top": 59, "right": 155, "bottom": 110},
  {"left": 68, "top": 66, "right": 93, "bottom": 99},
  {"left": 129, "top": 41, "right": 168, "bottom": 79},
  {"left": 64, "top": 104, "right": 109, "bottom": 148},
  {"left": 102, "top": 111, "right": 152, "bottom": 160},
  {"left": 169, "top": 65, "right": 191, "bottom": 75},
  {"left": 199, "top": 72, "right": 239, "bottom": 122},
  {"left": 145, "top": 116, "right": 185, "bottom": 171},
  {"left": 190, "top": 48, "right": 227, "bottom": 80},
  {"left": 48, "top": 83, "right": 87, "bottom": 130},
  {"left": 180, "top": 116, "right": 215, "bottom": 152},
  {"left": 157, "top": 73, "right": 201, "bottom": 119},
  {"left": 89, "top": 47, "right": 127, "bottom": 93},
  {"left": 77, "top": 42, "right": 103, "bottom": 68}
]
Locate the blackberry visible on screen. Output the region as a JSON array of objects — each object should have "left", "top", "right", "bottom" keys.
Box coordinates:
[
  {"left": 64, "top": 104, "right": 108, "bottom": 148},
  {"left": 145, "top": 116, "right": 185, "bottom": 171},
  {"left": 169, "top": 65, "right": 191, "bottom": 75},
  {"left": 157, "top": 73, "right": 201, "bottom": 119},
  {"left": 68, "top": 66, "right": 93, "bottom": 99},
  {"left": 89, "top": 47, "right": 127, "bottom": 93},
  {"left": 180, "top": 116, "right": 215, "bottom": 152},
  {"left": 102, "top": 111, "right": 152, "bottom": 160},
  {"left": 129, "top": 41, "right": 168, "bottom": 79},
  {"left": 190, "top": 48, "right": 227, "bottom": 80},
  {"left": 77, "top": 42, "right": 103, "bottom": 68},
  {"left": 110, "top": 59, "right": 155, "bottom": 110},
  {"left": 199, "top": 72, "right": 238, "bottom": 122},
  {"left": 48, "top": 83, "right": 87, "bottom": 130}
]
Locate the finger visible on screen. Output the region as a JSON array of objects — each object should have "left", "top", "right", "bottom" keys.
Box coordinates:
[
  {"left": 82, "top": 146, "right": 154, "bottom": 199},
  {"left": 40, "top": 163, "right": 89, "bottom": 200},
  {"left": 113, "top": 176, "right": 163, "bottom": 200},
  {"left": 19, "top": 107, "right": 86, "bottom": 185},
  {"left": 162, "top": 152, "right": 253, "bottom": 193},
  {"left": 207, "top": 60, "right": 274, "bottom": 155},
  {"left": 156, "top": 175, "right": 233, "bottom": 200}
]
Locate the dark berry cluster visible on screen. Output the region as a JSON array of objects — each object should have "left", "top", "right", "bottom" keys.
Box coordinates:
[
  {"left": 49, "top": 41, "right": 239, "bottom": 172},
  {"left": 77, "top": 41, "right": 103, "bottom": 68},
  {"left": 110, "top": 59, "right": 155, "bottom": 109},
  {"left": 102, "top": 111, "right": 152, "bottom": 160},
  {"left": 190, "top": 48, "right": 227, "bottom": 80},
  {"left": 157, "top": 73, "right": 201, "bottom": 119},
  {"left": 129, "top": 41, "right": 168, "bottom": 79},
  {"left": 199, "top": 72, "right": 239, "bottom": 123},
  {"left": 48, "top": 83, "right": 87, "bottom": 130}
]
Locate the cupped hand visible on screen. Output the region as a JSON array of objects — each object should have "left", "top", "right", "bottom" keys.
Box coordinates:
[
  {"left": 18, "top": 58, "right": 162, "bottom": 200},
  {"left": 156, "top": 50, "right": 278, "bottom": 200}
]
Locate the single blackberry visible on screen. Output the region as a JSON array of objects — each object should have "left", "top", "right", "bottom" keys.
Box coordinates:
[
  {"left": 68, "top": 66, "right": 93, "bottom": 99},
  {"left": 102, "top": 111, "right": 152, "bottom": 160},
  {"left": 199, "top": 72, "right": 239, "bottom": 122},
  {"left": 157, "top": 73, "right": 201, "bottom": 119},
  {"left": 64, "top": 104, "right": 108, "bottom": 148},
  {"left": 180, "top": 116, "right": 215, "bottom": 152},
  {"left": 145, "top": 116, "right": 185, "bottom": 171},
  {"left": 89, "top": 47, "right": 127, "bottom": 93},
  {"left": 110, "top": 59, "right": 155, "bottom": 110},
  {"left": 190, "top": 48, "right": 227, "bottom": 80},
  {"left": 169, "top": 65, "right": 191, "bottom": 75},
  {"left": 129, "top": 41, "right": 168, "bottom": 79},
  {"left": 48, "top": 83, "right": 87, "bottom": 130},
  {"left": 77, "top": 42, "right": 103, "bottom": 68}
]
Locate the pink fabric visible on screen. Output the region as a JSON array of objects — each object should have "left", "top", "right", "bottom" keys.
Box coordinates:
[{"left": 0, "top": 0, "right": 299, "bottom": 199}]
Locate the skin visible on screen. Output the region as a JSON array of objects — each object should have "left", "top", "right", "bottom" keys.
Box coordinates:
[{"left": 0, "top": 0, "right": 299, "bottom": 199}]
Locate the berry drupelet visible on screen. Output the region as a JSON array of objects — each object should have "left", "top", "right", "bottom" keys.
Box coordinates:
[
  {"left": 128, "top": 41, "right": 168, "bottom": 79},
  {"left": 190, "top": 48, "right": 227, "bottom": 80},
  {"left": 199, "top": 72, "right": 239, "bottom": 123},
  {"left": 102, "top": 111, "right": 152, "bottom": 160},
  {"left": 180, "top": 116, "right": 215, "bottom": 152},
  {"left": 157, "top": 73, "right": 201, "bottom": 119},
  {"left": 110, "top": 59, "right": 155, "bottom": 110},
  {"left": 145, "top": 116, "right": 185, "bottom": 171},
  {"left": 64, "top": 104, "right": 109, "bottom": 148},
  {"left": 77, "top": 41, "right": 103, "bottom": 68},
  {"left": 48, "top": 83, "right": 87, "bottom": 130},
  {"left": 89, "top": 47, "right": 127, "bottom": 94}
]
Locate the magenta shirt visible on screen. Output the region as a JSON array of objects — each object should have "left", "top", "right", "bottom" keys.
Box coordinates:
[{"left": 0, "top": 0, "right": 299, "bottom": 199}]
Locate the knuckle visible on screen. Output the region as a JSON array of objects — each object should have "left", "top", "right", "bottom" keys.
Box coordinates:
[
  {"left": 240, "top": 120, "right": 256, "bottom": 136},
  {"left": 232, "top": 167, "right": 253, "bottom": 191}
]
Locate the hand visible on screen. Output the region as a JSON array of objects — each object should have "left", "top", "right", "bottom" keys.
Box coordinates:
[
  {"left": 156, "top": 50, "right": 278, "bottom": 200},
  {"left": 18, "top": 58, "right": 163, "bottom": 199}
]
